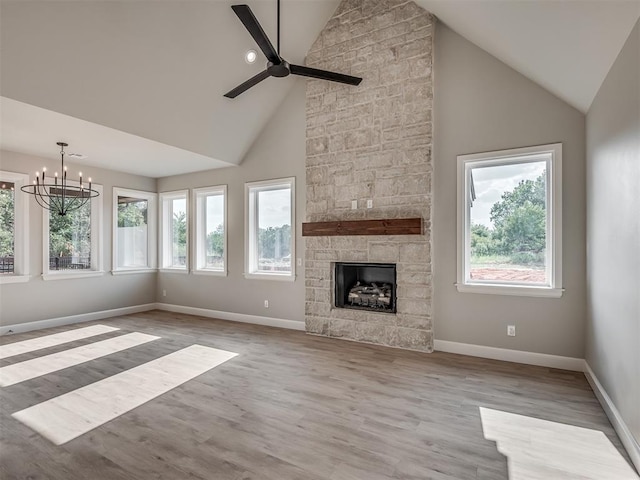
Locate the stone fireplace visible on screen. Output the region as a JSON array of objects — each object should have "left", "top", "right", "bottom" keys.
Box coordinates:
[{"left": 304, "top": 0, "right": 434, "bottom": 352}]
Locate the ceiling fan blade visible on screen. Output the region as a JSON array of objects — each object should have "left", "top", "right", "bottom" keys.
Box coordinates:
[
  {"left": 224, "top": 70, "right": 271, "bottom": 98},
  {"left": 231, "top": 4, "right": 280, "bottom": 65},
  {"left": 290, "top": 64, "right": 362, "bottom": 86}
]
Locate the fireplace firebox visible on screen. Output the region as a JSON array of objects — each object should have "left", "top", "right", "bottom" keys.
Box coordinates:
[{"left": 334, "top": 262, "right": 397, "bottom": 313}]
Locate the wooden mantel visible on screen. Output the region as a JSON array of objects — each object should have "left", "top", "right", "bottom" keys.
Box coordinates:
[{"left": 302, "top": 218, "right": 422, "bottom": 236}]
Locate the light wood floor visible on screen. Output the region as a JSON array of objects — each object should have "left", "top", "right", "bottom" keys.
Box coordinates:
[{"left": 0, "top": 310, "right": 632, "bottom": 479}]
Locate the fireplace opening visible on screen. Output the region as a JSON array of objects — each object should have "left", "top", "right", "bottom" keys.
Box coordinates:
[{"left": 334, "top": 262, "right": 397, "bottom": 313}]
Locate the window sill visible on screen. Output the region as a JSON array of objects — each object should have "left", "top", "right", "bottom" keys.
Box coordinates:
[
  {"left": 159, "top": 268, "right": 189, "bottom": 274},
  {"left": 0, "top": 275, "right": 30, "bottom": 284},
  {"left": 111, "top": 268, "right": 157, "bottom": 276},
  {"left": 244, "top": 272, "right": 295, "bottom": 282},
  {"left": 43, "top": 271, "right": 105, "bottom": 281},
  {"left": 192, "top": 269, "right": 227, "bottom": 277},
  {"left": 455, "top": 283, "right": 563, "bottom": 298}
]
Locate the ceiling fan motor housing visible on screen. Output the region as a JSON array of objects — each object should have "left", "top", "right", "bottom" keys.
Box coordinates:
[{"left": 268, "top": 60, "right": 290, "bottom": 78}]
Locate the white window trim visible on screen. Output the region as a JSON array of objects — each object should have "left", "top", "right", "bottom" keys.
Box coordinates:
[
  {"left": 0, "top": 171, "right": 30, "bottom": 284},
  {"left": 244, "top": 177, "right": 296, "bottom": 281},
  {"left": 193, "top": 185, "right": 227, "bottom": 276},
  {"left": 112, "top": 187, "right": 158, "bottom": 274},
  {"left": 456, "top": 143, "right": 563, "bottom": 298},
  {"left": 159, "top": 189, "right": 189, "bottom": 273},
  {"left": 42, "top": 182, "right": 104, "bottom": 281}
]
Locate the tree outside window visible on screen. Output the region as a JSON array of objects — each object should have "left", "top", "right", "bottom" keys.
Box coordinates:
[{"left": 0, "top": 184, "right": 15, "bottom": 273}]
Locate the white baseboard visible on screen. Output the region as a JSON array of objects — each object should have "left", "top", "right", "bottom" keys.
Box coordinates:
[
  {"left": 584, "top": 362, "right": 640, "bottom": 473},
  {"left": 434, "top": 339, "right": 585, "bottom": 371},
  {"left": 0, "top": 303, "right": 157, "bottom": 336},
  {"left": 155, "top": 303, "right": 305, "bottom": 331}
]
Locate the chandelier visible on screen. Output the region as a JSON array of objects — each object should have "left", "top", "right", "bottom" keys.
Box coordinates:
[{"left": 21, "top": 142, "right": 99, "bottom": 216}]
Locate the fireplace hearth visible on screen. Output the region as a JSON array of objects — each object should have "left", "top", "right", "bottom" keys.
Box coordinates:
[{"left": 335, "top": 262, "right": 396, "bottom": 313}]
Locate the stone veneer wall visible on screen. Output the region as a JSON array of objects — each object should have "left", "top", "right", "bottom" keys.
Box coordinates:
[{"left": 304, "top": 0, "right": 434, "bottom": 351}]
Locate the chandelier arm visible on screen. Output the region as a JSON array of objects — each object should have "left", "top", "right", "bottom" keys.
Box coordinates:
[
  {"left": 63, "top": 195, "right": 80, "bottom": 216},
  {"left": 33, "top": 190, "right": 52, "bottom": 211},
  {"left": 41, "top": 184, "right": 64, "bottom": 215},
  {"left": 41, "top": 191, "right": 60, "bottom": 214},
  {"left": 49, "top": 189, "right": 64, "bottom": 215},
  {"left": 63, "top": 193, "right": 90, "bottom": 215}
]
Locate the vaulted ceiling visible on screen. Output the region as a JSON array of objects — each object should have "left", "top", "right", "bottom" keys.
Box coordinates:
[
  {"left": 0, "top": 0, "right": 340, "bottom": 176},
  {"left": 1, "top": 0, "right": 638, "bottom": 177}
]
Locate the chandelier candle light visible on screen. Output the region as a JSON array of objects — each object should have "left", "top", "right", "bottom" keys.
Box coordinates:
[{"left": 21, "top": 142, "right": 99, "bottom": 216}]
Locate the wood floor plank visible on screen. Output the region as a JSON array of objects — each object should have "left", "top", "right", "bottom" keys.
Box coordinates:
[{"left": 0, "top": 310, "right": 635, "bottom": 480}]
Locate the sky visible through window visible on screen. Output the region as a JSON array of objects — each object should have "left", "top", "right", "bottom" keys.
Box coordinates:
[
  {"left": 471, "top": 161, "right": 546, "bottom": 228},
  {"left": 173, "top": 198, "right": 186, "bottom": 217},
  {"left": 206, "top": 195, "right": 223, "bottom": 235},
  {"left": 258, "top": 189, "right": 290, "bottom": 229}
]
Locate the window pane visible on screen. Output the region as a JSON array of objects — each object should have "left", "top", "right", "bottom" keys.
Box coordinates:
[
  {"left": 0, "top": 183, "right": 15, "bottom": 274},
  {"left": 117, "top": 197, "right": 148, "bottom": 268},
  {"left": 205, "top": 194, "right": 224, "bottom": 270},
  {"left": 469, "top": 160, "right": 547, "bottom": 285},
  {"left": 49, "top": 201, "right": 91, "bottom": 271},
  {"left": 257, "top": 188, "right": 291, "bottom": 273},
  {"left": 171, "top": 198, "right": 187, "bottom": 267}
]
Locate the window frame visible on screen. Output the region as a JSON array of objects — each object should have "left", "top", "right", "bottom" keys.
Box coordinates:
[
  {"left": 159, "top": 189, "right": 189, "bottom": 273},
  {"left": 456, "top": 143, "right": 563, "bottom": 298},
  {"left": 42, "top": 181, "right": 104, "bottom": 281},
  {"left": 193, "top": 185, "right": 227, "bottom": 276},
  {"left": 0, "top": 171, "right": 30, "bottom": 284},
  {"left": 112, "top": 187, "right": 157, "bottom": 275},
  {"left": 244, "top": 177, "right": 296, "bottom": 282}
]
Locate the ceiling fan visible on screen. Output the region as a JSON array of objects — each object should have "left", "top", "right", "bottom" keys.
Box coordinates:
[{"left": 224, "top": 0, "right": 363, "bottom": 98}]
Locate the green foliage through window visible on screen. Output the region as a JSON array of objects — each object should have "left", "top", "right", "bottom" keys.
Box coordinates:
[
  {"left": 0, "top": 188, "right": 15, "bottom": 260},
  {"left": 470, "top": 172, "right": 546, "bottom": 267},
  {"left": 49, "top": 202, "right": 91, "bottom": 269}
]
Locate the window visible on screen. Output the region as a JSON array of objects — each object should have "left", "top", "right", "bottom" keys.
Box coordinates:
[
  {"left": 193, "top": 185, "right": 227, "bottom": 275},
  {"left": 43, "top": 182, "right": 103, "bottom": 280},
  {"left": 159, "top": 190, "right": 189, "bottom": 272},
  {"left": 0, "top": 171, "right": 29, "bottom": 283},
  {"left": 245, "top": 178, "right": 295, "bottom": 280},
  {"left": 457, "top": 144, "right": 562, "bottom": 297},
  {"left": 112, "top": 188, "right": 157, "bottom": 274}
]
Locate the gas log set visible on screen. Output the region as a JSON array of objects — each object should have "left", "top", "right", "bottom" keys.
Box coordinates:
[{"left": 347, "top": 281, "right": 393, "bottom": 309}]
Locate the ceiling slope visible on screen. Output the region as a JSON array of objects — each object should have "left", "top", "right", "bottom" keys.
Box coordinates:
[
  {"left": 418, "top": 0, "right": 640, "bottom": 113},
  {"left": 0, "top": 0, "right": 339, "bottom": 173},
  {"left": 0, "top": 97, "right": 235, "bottom": 178}
]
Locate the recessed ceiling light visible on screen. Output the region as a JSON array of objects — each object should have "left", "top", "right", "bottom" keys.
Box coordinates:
[{"left": 245, "top": 49, "right": 257, "bottom": 64}]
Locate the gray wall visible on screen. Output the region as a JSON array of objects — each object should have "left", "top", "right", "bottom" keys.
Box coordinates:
[
  {"left": 0, "top": 150, "right": 157, "bottom": 326},
  {"left": 585, "top": 21, "right": 639, "bottom": 446},
  {"left": 156, "top": 80, "right": 306, "bottom": 323},
  {"left": 432, "top": 23, "right": 587, "bottom": 358}
]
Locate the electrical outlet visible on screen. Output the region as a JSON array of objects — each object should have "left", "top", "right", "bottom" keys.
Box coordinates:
[
  {"left": 507, "top": 325, "right": 516, "bottom": 337},
  {"left": 367, "top": 199, "right": 373, "bottom": 209},
  {"left": 162, "top": 289, "right": 167, "bottom": 297},
  {"left": 264, "top": 300, "right": 269, "bottom": 308},
  {"left": 297, "top": 258, "right": 302, "bottom": 267},
  {"left": 351, "top": 200, "right": 358, "bottom": 210}
]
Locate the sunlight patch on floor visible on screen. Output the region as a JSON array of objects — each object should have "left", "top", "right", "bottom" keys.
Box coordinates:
[
  {"left": 480, "top": 407, "right": 638, "bottom": 480},
  {"left": 6, "top": 330, "right": 238, "bottom": 445}
]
